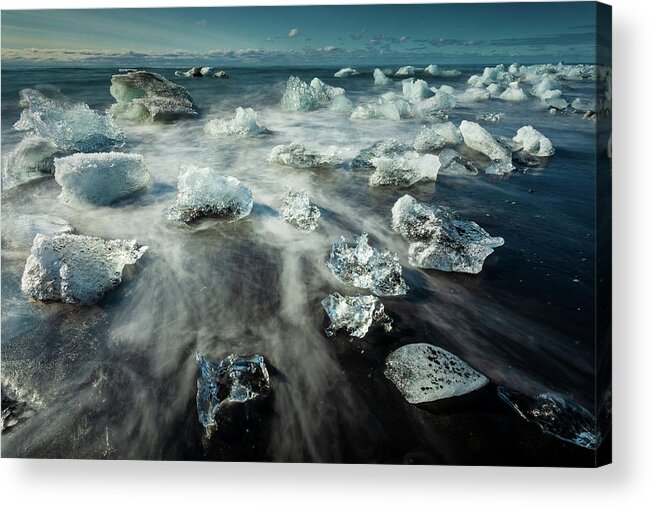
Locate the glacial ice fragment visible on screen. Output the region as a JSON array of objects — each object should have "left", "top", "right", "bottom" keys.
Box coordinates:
[
  {"left": 402, "top": 79, "right": 434, "bottom": 102},
  {"left": 109, "top": 71, "right": 197, "bottom": 122},
  {"left": 511, "top": 126, "right": 555, "bottom": 157},
  {"left": 385, "top": 343, "right": 489, "bottom": 404},
  {"left": 196, "top": 351, "right": 270, "bottom": 430},
  {"left": 413, "top": 122, "right": 462, "bottom": 152},
  {"left": 281, "top": 76, "right": 319, "bottom": 111},
  {"left": 326, "top": 233, "right": 408, "bottom": 296},
  {"left": 395, "top": 66, "right": 416, "bottom": 77},
  {"left": 14, "top": 89, "right": 125, "bottom": 153},
  {"left": 499, "top": 82, "right": 527, "bottom": 101},
  {"left": 279, "top": 188, "right": 320, "bottom": 231},
  {"left": 268, "top": 143, "right": 342, "bottom": 169},
  {"left": 437, "top": 148, "right": 479, "bottom": 176},
  {"left": 391, "top": 195, "right": 504, "bottom": 273},
  {"left": 21, "top": 233, "right": 148, "bottom": 304},
  {"left": 1, "top": 136, "right": 59, "bottom": 190},
  {"left": 351, "top": 93, "right": 414, "bottom": 121},
  {"left": 455, "top": 87, "right": 491, "bottom": 103},
  {"left": 310, "top": 77, "right": 346, "bottom": 103},
  {"left": 2, "top": 214, "right": 74, "bottom": 249},
  {"left": 334, "top": 67, "right": 360, "bottom": 78},
  {"left": 351, "top": 139, "right": 410, "bottom": 170},
  {"left": 373, "top": 68, "right": 392, "bottom": 85},
  {"left": 497, "top": 388, "right": 598, "bottom": 450},
  {"left": 164, "top": 166, "right": 253, "bottom": 224},
  {"left": 369, "top": 152, "right": 440, "bottom": 188},
  {"left": 459, "top": 120, "right": 514, "bottom": 173},
  {"left": 541, "top": 89, "right": 568, "bottom": 110},
  {"left": 54, "top": 152, "right": 152, "bottom": 208},
  {"left": 571, "top": 97, "right": 596, "bottom": 112},
  {"left": 486, "top": 83, "right": 503, "bottom": 98},
  {"left": 424, "top": 65, "right": 461, "bottom": 78},
  {"left": 204, "top": 107, "right": 269, "bottom": 137},
  {"left": 413, "top": 91, "right": 456, "bottom": 113},
  {"left": 329, "top": 94, "right": 354, "bottom": 112},
  {"left": 321, "top": 292, "right": 392, "bottom": 338}
]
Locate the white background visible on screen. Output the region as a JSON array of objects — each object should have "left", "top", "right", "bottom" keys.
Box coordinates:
[{"left": 1, "top": 0, "right": 649, "bottom": 504}]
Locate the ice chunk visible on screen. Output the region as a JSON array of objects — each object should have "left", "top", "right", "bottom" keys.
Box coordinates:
[
  {"left": 1, "top": 136, "right": 60, "bottom": 190},
  {"left": 109, "top": 71, "right": 197, "bottom": 122},
  {"left": 413, "top": 91, "right": 456, "bottom": 115},
  {"left": 385, "top": 343, "right": 489, "bottom": 404},
  {"left": 486, "top": 83, "right": 503, "bottom": 98},
  {"left": 413, "top": 122, "right": 462, "bottom": 152},
  {"left": 512, "top": 126, "right": 555, "bottom": 157},
  {"left": 21, "top": 233, "right": 147, "bottom": 304},
  {"left": 531, "top": 75, "right": 560, "bottom": 97},
  {"left": 281, "top": 76, "right": 318, "bottom": 111},
  {"left": 15, "top": 89, "right": 125, "bottom": 153},
  {"left": 541, "top": 89, "right": 568, "bottom": 110},
  {"left": 195, "top": 351, "right": 270, "bottom": 431},
  {"left": 279, "top": 188, "right": 320, "bottom": 231},
  {"left": 321, "top": 292, "right": 392, "bottom": 338},
  {"left": 204, "top": 107, "right": 269, "bottom": 137},
  {"left": 310, "top": 77, "right": 346, "bottom": 103},
  {"left": 1, "top": 383, "right": 36, "bottom": 432},
  {"left": 351, "top": 139, "right": 410, "bottom": 170},
  {"left": 499, "top": 82, "right": 527, "bottom": 101},
  {"left": 456, "top": 87, "right": 491, "bottom": 103},
  {"left": 329, "top": 94, "right": 353, "bottom": 112},
  {"left": 424, "top": 64, "right": 461, "bottom": 78},
  {"left": 437, "top": 148, "right": 479, "bottom": 176},
  {"left": 373, "top": 68, "right": 392, "bottom": 85},
  {"left": 54, "top": 152, "right": 151, "bottom": 208},
  {"left": 571, "top": 97, "right": 596, "bottom": 112},
  {"left": 334, "top": 67, "right": 359, "bottom": 78},
  {"left": 351, "top": 93, "right": 413, "bottom": 121},
  {"left": 213, "top": 70, "right": 230, "bottom": 79},
  {"left": 369, "top": 152, "right": 440, "bottom": 188},
  {"left": 497, "top": 388, "right": 597, "bottom": 450},
  {"left": 476, "top": 112, "right": 504, "bottom": 123},
  {"left": 327, "top": 233, "right": 407, "bottom": 296},
  {"left": 391, "top": 195, "right": 504, "bottom": 273},
  {"left": 2, "top": 214, "right": 74, "bottom": 249},
  {"left": 175, "top": 66, "right": 221, "bottom": 78},
  {"left": 164, "top": 166, "right": 253, "bottom": 224},
  {"left": 459, "top": 120, "right": 513, "bottom": 173},
  {"left": 395, "top": 66, "right": 415, "bottom": 77},
  {"left": 268, "top": 143, "right": 342, "bottom": 169},
  {"left": 402, "top": 79, "right": 434, "bottom": 102}
]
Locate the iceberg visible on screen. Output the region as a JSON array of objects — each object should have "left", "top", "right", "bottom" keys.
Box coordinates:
[
  {"left": 391, "top": 195, "right": 504, "bottom": 273},
  {"left": 511, "top": 126, "right": 555, "bottom": 157},
  {"left": 21, "top": 233, "right": 147, "bottom": 304},
  {"left": 459, "top": 120, "right": 514, "bottom": 173},
  {"left": 164, "top": 166, "right": 253, "bottom": 224},
  {"left": 499, "top": 82, "right": 527, "bottom": 101},
  {"left": 279, "top": 188, "right": 320, "bottom": 231},
  {"left": 326, "top": 233, "right": 408, "bottom": 296},
  {"left": 394, "top": 66, "right": 416, "bottom": 77},
  {"left": 109, "top": 71, "right": 197, "bottom": 122},
  {"left": 268, "top": 143, "right": 342, "bottom": 169},
  {"left": 281, "top": 76, "right": 319, "bottom": 111},
  {"left": 310, "top": 77, "right": 346, "bottom": 103},
  {"left": 351, "top": 139, "right": 410, "bottom": 170},
  {"left": 402, "top": 79, "right": 434, "bottom": 102},
  {"left": 2, "top": 214, "right": 74, "bottom": 249},
  {"left": 14, "top": 89, "right": 125, "bottom": 153},
  {"left": 373, "top": 68, "right": 392, "bottom": 85},
  {"left": 1, "top": 136, "right": 59, "bottom": 190},
  {"left": 385, "top": 343, "right": 489, "bottom": 404},
  {"left": 196, "top": 351, "right": 270, "bottom": 431},
  {"left": 497, "top": 388, "right": 598, "bottom": 450},
  {"left": 413, "top": 122, "right": 462, "bottom": 152},
  {"left": 369, "top": 152, "right": 440, "bottom": 188},
  {"left": 321, "top": 293, "right": 392, "bottom": 338},
  {"left": 54, "top": 152, "right": 152, "bottom": 208},
  {"left": 204, "top": 107, "right": 269, "bottom": 137},
  {"left": 334, "top": 67, "right": 359, "bottom": 78},
  {"left": 455, "top": 87, "right": 491, "bottom": 103},
  {"left": 571, "top": 97, "right": 596, "bottom": 112},
  {"left": 424, "top": 64, "right": 461, "bottom": 78}
]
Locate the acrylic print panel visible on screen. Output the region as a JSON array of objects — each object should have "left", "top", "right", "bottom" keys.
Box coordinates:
[{"left": 0, "top": 2, "right": 612, "bottom": 466}]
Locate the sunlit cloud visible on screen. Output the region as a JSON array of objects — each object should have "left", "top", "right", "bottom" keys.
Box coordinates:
[{"left": 288, "top": 28, "right": 300, "bottom": 38}]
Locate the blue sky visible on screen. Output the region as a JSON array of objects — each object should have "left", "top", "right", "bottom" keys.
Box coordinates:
[{"left": 1, "top": 3, "right": 597, "bottom": 66}]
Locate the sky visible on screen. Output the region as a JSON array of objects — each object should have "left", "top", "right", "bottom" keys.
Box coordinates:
[{"left": 1, "top": 3, "right": 598, "bottom": 66}]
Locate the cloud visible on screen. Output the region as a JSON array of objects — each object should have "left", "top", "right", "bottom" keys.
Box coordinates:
[
  {"left": 350, "top": 29, "right": 367, "bottom": 40},
  {"left": 288, "top": 28, "right": 300, "bottom": 38},
  {"left": 367, "top": 34, "right": 385, "bottom": 46}
]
